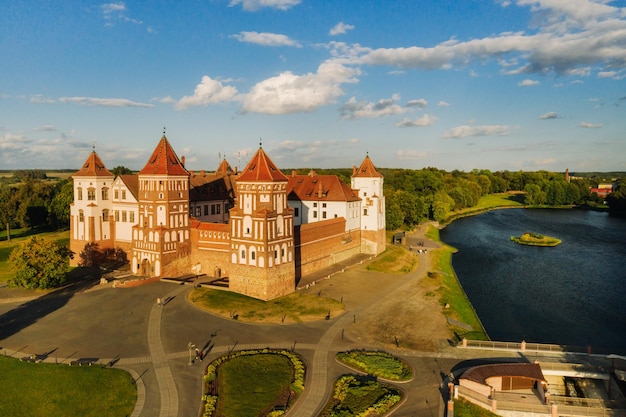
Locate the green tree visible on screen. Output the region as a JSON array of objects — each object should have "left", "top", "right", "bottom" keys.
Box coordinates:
[
  {"left": 8, "top": 236, "right": 72, "bottom": 289},
  {"left": 111, "top": 166, "right": 133, "bottom": 177},
  {"left": 49, "top": 179, "right": 74, "bottom": 228}
]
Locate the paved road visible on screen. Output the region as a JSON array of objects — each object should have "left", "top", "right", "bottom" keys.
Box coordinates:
[{"left": 0, "top": 228, "right": 513, "bottom": 417}]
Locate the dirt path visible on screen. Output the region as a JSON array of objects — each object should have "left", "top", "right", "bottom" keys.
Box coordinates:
[{"left": 300, "top": 224, "right": 453, "bottom": 352}]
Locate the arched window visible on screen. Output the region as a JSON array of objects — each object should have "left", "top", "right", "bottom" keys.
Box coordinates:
[
  {"left": 101, "top": 187, "right": 109, "bottom": 200},
  {"left": 87, "top": 187, "right": 96, "bottom": 201}
]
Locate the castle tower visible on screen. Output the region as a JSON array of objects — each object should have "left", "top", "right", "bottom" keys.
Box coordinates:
[
  {"left": 69, "top": 149, "right": 115, "bottom": 265},
  {"left": 131, "top": 135, "right": 190, "bottom": 277},
  {"left": 351, "top": 154, "right": 386, "bottom": 255},
  {"left": 228, "top": 146, "right": 295, "bottom": 300}
]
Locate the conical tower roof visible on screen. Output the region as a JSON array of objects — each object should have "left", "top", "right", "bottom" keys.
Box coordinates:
[
  {"left": 237, "top": 147, "right": 288, "bottom": 182},
  {"left": 353, "top": 154, "right": 383, "bottom": 178},
  {"left": 73, "top": 149, "right": 114, "bottom": 177},
  {"left": 139, "top": 135, "right": 189, "bottom": 176},
  {"left": 215, "top": 158, "right": 233, "bottom": 177}
]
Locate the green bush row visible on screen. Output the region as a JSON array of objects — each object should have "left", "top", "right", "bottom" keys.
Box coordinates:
[{"left": 336, "top": 350, "right": 412, "bottom": 381}]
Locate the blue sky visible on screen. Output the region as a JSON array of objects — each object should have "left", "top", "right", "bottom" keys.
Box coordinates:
[{"left": 1, "top": 0, "right": 625, "bottom": 172}]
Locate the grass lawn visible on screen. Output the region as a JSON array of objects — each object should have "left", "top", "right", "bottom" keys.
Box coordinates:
[
  {"left": 217, "top": 354, "right": 293, "bottom": 417},
  {"left": 0, "top": 229, "right": 70, "bottom": 284},
  {"left": 189, "top": 288, "right": 345, "bottom": 324},
  {"left": 319, "top": 375, "right": 402, "bottom": 417},
  {"left": 0, "top": 356, "right": 136, "bottom": 417},
  {"left": 425, "top": 225, "right": 488, "bottom": 341},
  {"left": 366, "top": 241, "right": 417, "bottom": 273},
  {"left": 454, "top": 398, "right": 499, "bottom": 417}
]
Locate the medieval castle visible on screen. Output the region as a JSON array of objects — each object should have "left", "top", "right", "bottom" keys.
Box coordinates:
[{"left": 69, "top": 134, "right": 386, "bottom": 300}]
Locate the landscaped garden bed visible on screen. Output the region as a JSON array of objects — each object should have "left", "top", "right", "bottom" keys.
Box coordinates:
[
  {"left": 510, "top": 232, "right": 561, "bottom": 247},
  {"left": 318, "top": 374, "right": 403, "bottom": 417},
  {"left": 202, "top": 348, "right": 305, "bottom": 417},
  {"left": 336, "top": 350, "right": 412, "bottom": 381}
]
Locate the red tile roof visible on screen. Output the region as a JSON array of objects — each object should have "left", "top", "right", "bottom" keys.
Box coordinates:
[
  {"left": 118, "top": 174, "right": 139, "bottom": 200},
  {"left": 237, "top": 147, "right": 288, "bottom": 182},
  {"left": 73, "top": 150, "right": 114, "bottom": 177},
  {"left": 139, "top": 135, "right": 189, "bottom": 176},
  {"left": 215, "top": 158, "right": 234, "bottom": 177},
  {"left": 353, "top": 155, "right": 383, "bottom": 178},
  {"left": 287, "top": 172, "right": 360, "bottom": 202},
  {"left": 461, "top": 363, "right": 546, "bottom": 385}
]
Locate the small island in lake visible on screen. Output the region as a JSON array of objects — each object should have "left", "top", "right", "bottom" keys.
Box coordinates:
[{"left": 510, "top": 232, "right": 561, "bottom": 247}]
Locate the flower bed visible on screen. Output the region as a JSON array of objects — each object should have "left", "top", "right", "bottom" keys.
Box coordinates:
[
  {"left": 336, "top": 350, "right": 412, "bottom": 381},
  {"left": 318, "top": 375, "right": 402, "bottom": 417}
]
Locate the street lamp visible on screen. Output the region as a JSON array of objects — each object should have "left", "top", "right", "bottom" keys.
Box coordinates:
[{"left": 188, "top": 342, "right": 196, "bottom": 365}]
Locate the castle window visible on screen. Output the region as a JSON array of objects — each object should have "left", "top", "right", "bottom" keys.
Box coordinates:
[
  {"left": 313, "top": 211, "right": 318, "bottom": 218},
  {"left": 114, "top": 189, "right": 119, "bottom": 199},
  {"left": 115, "top": 211, "right": 120, "bottom": 221},
  {"left": 241, "top": 249, "right": 246, "bottom": 259},
  {"left": 322, "top": 211, "right": 327, "bottom": 219},
  {"left": 322, "top": 203, "right": 326, "bottom": 208},
  {"left": 294, "top": 207, "right": 299, "bottom": 217},
  {"left": 313, "top": 202, "right": 318, "bottom": 208},
  {"left": 195, "top": 206, "right": 201, "bottom": 217},
  {"left": 159, "top": 193, "right": 164, "bottom": 199},
  {"left": 122, "top": 211, "right": 127, "bottom": 222},
  {"left": 363, "top": 208, "right": 368, "bottom": 216},
  {"left": 102, "top": 188, "right": 109, "bottom": 200},
  {"left": 130, "top": 211, "right": 135, "bottom": 222},
  {"left": 87, "top": 188, "right": 96, "bottom": 201},
  {"left": 204, "top": 205, "right": 209, "bottom": 216},
  {"left": 274, "top": 250, "right": 278, "bottom": 259},
  {"left": 251, "top": 252, "right": 255, "bottom": 260},
  {"left": 77, "top": 187, "right": 83, "bottom": 200},
  {"left": 103, "top": 209, "right": 109, "bottom": 222},
  {"left": 122, "top": 190, "right": 126, "bottom": 200},
  {"left": 79, "top": 210, "right": 84, "bottom": 222}
]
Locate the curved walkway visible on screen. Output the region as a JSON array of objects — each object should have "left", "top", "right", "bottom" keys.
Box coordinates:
[{"left": 146, "top": 284, "right": 189, "bottom": 417}]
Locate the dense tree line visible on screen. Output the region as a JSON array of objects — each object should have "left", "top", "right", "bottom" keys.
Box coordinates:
[
  {"left": 0, "top": 178, "right": 73, "bottom": 230},
  {"left": 381, "top": 168, "right": 599, "bottom": 230}
]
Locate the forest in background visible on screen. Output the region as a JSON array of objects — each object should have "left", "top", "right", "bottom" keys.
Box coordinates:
[{"left": 1, "top": 167, "right": 624, "bottom": 234}]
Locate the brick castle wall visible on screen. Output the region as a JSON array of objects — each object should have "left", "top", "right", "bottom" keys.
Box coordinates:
[{"left": 295, "top": 218, "right": 362, "bottom": 278}]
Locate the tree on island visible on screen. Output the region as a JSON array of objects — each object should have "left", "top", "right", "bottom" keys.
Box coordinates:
[
  {"left": 8, "top": 236, "right": 72, "bottom": 289},
  {"left": 111, "top": 166, "right": 133, "bottom": 177}
]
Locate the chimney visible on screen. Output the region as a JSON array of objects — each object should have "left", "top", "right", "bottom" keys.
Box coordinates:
[
  {"left": 201, "top": 170, "right": 205, "bottom": 177},
  {"left": 292, "top": 170, "right": 297, "bottom": 177},
  {"left": 317, "top": 181, "right": 323, "bottom": 198},
  {"left": 181, "top": 156, "right": 186, "bottom": 168}
]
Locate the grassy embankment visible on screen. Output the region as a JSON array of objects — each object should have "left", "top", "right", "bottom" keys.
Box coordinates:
[
  {"left": 422, "top": 192, "right": 527, "bottom": 341},
  {"left": 0, "top": 356, "right": 136, "bottom": 417}
]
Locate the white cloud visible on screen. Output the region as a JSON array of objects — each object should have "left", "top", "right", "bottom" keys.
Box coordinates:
[
  {"left": 100, "top": 2, "right": 142, "bottom": 25},
  {"left": 0, "top": 133, "right": 30, "bottom": 151},
  {"left": 241, "top": 60, "right": 359, "bottom": 114},
  {"left": 176, "top": 76, "right": 239, "bottom": 109},
  {"left": 598, "top": 71, "right": 617, "bottom": 78},
  {"left": 539, "top": 111, "right": 559, "bottom": 119},
  {"left": 518, "top": 78, "right": 539, "bottom": 86},
  {"left": 396, "top": 149, "right": 428, "bottom": 160},
  {"left": 442, "top": 125, "right": 510, "bottom": 138},
  {"left": 329, "top": 22, "right": 355, "bottom": 36},
  {"left": 437, "top": 101, "right": 450, "bottom": 107},
  {"left": 229, "top": 0, "right": 301, "bottom": 11},
  {"left": 357, "top": 1, "right": 626, "bottom": 77},
  {"left": 395, "top": 114, "right": 437, "bottom": 127},
  {"left": 154, "top": 96, "right": 176, "bottom": 104},
  {"left": 231, "top": 31, "right": 302, "bottom": 47},
  {"left": 406, "top": 98, "right": 428, "bottom": 108},
  {"left": 59, "top": 97, "right": 154, "bottom": 107},
  {"left": 340, "top": 94, "right": 406, "bottom": 120},
  {"left": 30, "top": 95, "right": 55, "bottom": 104},
  {"left": 579, "top": 122, "right": 603, "bottom": 128}
]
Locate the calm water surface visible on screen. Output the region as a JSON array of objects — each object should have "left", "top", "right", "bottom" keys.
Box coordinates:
[{"left": 440, "top": 209, "right": 626, "bottom": 352}]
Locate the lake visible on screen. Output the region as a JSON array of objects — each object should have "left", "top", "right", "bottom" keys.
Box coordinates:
[{"left": 439, "top": 208, "right": 626, "bottom": 353}]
